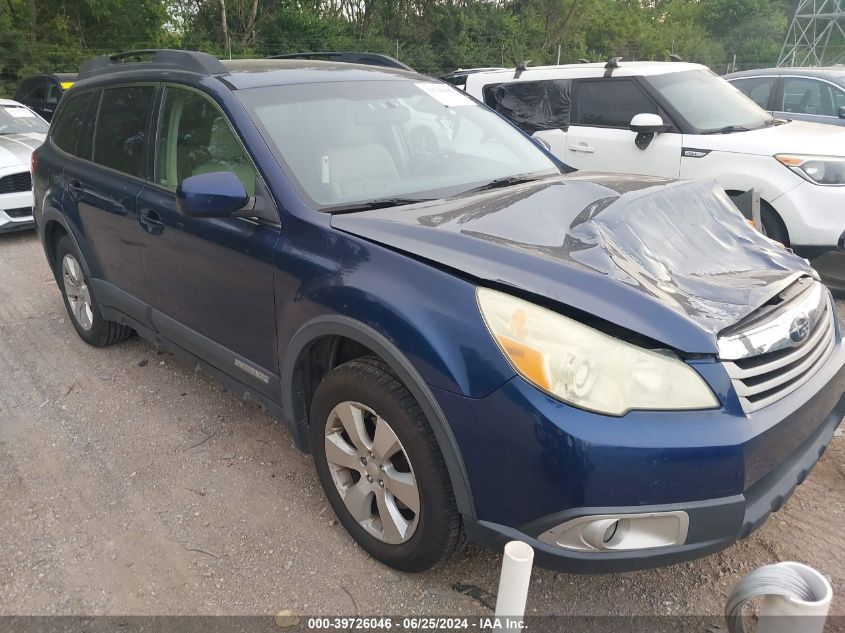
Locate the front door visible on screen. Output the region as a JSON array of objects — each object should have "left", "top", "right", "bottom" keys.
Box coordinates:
[
  {"left": 563, "top": 78, "right": 681, "bottom": 178},
  {"left": 136, "top": 85, "right": 281, "bottom": 398}
]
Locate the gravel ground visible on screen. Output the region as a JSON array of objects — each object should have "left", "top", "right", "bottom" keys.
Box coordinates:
[{"left": 1, "top": 230, "right": 844, "bottom": 619}]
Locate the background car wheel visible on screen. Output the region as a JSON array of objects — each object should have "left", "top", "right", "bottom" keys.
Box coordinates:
[
  {"left": 55, "top": 235, "right": 133, "bottom": 347},
  {"left": 760, "top": 202, "right": 789, "bottom": 246},
  {"left": 310, "top": 356, "right": 461, "bottom": 572}
]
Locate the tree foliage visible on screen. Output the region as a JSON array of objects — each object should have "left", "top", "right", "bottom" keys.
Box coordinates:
[{"left": 1, "top": 0, "right": 794, "bottom": 93}]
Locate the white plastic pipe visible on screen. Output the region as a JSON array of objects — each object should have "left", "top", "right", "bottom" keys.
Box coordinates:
[
  {"left": 726, "top": 561, "right": 832, "bottom": 633},
  {"left": 494, "top": 541, "right": 534, "bottom": 631}
]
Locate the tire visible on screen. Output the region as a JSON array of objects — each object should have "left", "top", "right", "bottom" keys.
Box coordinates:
[
  {"left": 310, "top": 356, "right": 461, "bottom": 572},
  {"left": 55, "top": 235, "right": 133, "bottom": 347},
  {"left": 761, "top": 203, "right": 789, "bottom": 246}
]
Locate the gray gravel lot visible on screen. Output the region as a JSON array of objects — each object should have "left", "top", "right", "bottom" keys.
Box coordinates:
[{"left": 1, "top": 230, "right": 843, "bottom": 618}]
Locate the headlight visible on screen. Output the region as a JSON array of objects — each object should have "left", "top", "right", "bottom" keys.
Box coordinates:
[
  {"left": 776, "top": 154, "right": 845, "bottom": 186},
  {"left": 476, "top": 288, "right": 719, "bottom": 416}
]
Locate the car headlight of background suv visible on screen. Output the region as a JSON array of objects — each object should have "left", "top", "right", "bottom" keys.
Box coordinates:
[
  {"left": 776, "top": 154, "right": 845, "bottom": 186},
  {"left": 476, "top": 288, "right": 719, "bottom": 416}
]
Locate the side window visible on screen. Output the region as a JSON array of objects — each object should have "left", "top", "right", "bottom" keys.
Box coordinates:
[
  {"left": 575, "top": 79, "right": 657, "bottom": 128},
  {"left": 51, "top": 92, "right": 94, "bottom": 156},
  {"left": 834, "top": 86, "right": 845, "bottom": 109},
  {"left": 781, "top": 77, "right": 835, "bottom": 116},
  {"left": 487, "top": 80, "right": 572, "bottom": 134},
  {"left": 730, "top": 77, "right": 775, "bottom": 109},
  {"left": 155, "top": 87, "right": 256, "bottom": 196},
  {"left": 93, "top": 85, "right": 154, "bottom": 178},
  {"left": 44, "top": 82, "right": 61, "bottom": 106}
]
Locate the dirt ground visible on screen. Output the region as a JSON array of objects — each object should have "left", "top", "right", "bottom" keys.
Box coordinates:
[{"left": 1, "top": 229, "right": 844, "bottom": 620}]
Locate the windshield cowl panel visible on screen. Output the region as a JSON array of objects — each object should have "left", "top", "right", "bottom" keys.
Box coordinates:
[{"left": 236, "top": 79, "right": 559, "bottom": 211}]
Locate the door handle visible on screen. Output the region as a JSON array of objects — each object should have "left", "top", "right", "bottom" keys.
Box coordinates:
[
  {"left": 67, "top": 179, "right": 84, "bottom": 201},
  {"left": 568, "top": 143, "right": 595, "bottom": 153},
  {"left": 139, "top": 209, "right": 165, "bottom": 235}
]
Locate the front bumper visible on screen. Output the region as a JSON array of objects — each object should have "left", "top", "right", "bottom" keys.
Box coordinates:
[
  {"left": 441, "top": 338, "right": 845, "bottom": 573},
  {"left": 0, "top": 190, "right": 35, "bottom": 234}
]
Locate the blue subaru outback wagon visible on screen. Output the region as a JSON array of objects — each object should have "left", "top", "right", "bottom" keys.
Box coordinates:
[{"left": 33, "top": 50, "right": 845, "bottom": 573}]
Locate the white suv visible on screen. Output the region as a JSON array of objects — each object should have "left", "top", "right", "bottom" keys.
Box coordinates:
[{"left": 464, "top": 62, "right": 845, "bottom": 287}]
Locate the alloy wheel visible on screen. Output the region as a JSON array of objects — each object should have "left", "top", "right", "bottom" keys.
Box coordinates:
[
  {"left": 62, "top": 254, "right": 94, "bottom": 331},
  {"left": 324, "top": 401, "right": 420, "bottom": 545}
]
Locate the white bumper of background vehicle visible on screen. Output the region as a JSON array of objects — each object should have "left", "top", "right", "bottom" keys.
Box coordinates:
[
  {"left": 0, "top": 190, "right": 35, "bottom": 232},
  {"left": 774, "top": 181, "right": 845, "bottom": 248}
]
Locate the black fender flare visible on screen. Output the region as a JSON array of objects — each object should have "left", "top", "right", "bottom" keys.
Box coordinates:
[
  {"left": 39, "top": 207, "right": 89, "bottom": 281},
  {"left": 281, "top": 314, "right": 477, "bottom": 519}
]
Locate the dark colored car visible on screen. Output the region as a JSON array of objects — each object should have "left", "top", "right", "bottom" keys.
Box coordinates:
[
  {"left": 725, "top": 67, "right": 845, "bottom": 127},
  {"left": 13, "top": 73, "right": 77, "bottom": 121},
  {"left": 33, "top": 50, "right": 845, "bottom": 573}
]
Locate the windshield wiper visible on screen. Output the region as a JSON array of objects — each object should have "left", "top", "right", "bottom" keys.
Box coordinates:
[
  {"left": 700, "top": 125, "right": 752, "bottom": 135},
  {"left": 322, "top": 197, "right": 434, "bottom": 214},
  {"left": 459, "top": 173, "right": 552, "bottom": 196}
]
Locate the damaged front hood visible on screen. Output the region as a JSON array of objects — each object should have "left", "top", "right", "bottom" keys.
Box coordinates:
[{"left": 331, "top": 173, "right": 814, "bottom": 354}]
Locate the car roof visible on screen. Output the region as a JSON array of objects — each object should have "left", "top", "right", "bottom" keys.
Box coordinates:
[
  {"left": 0, "top": 98, "right": 28, "bottom": 107},
  {"left": 24, "top": 72, "right": 78, "bottom": 82},
  {"left": 465, "top": 61, "right": 707, "bottom": 84},
  {"left": 725, "top": 66, "right": 845, "bottom": 83}
]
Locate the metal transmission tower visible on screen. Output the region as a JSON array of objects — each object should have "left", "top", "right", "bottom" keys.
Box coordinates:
[{"left": 778, "top": 0, "right": 845, "bottom": 67}]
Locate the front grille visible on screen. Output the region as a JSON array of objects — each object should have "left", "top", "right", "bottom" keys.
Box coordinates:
[
  {"left": 722, "top": 280, "right": 835, "bottom": 413},
  {"left": 5, "top": 207, "right": 32, "bottom": 218},
  {"left": 0, "top": 172, "right": 32, "bottom": 195}
]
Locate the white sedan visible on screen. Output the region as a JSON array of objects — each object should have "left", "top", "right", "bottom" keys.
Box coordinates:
[{"left": 0, "top": 98, "right": 48, "bottom": 234}]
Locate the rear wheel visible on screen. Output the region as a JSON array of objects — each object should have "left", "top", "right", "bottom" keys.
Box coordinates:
[
  {"left": 56, "top": 235, "right": 133, "bottom": 347},
  {"left": 310, "top": 356, "right": 461, "bottom": 571}
]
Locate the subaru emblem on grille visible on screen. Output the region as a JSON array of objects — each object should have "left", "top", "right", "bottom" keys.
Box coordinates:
[{"left": 789, "top": 315, "right": 811, "bottom": 344}]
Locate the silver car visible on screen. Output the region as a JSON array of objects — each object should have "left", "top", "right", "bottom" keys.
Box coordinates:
[
  {"left": 0, "top": 99, "right": 47, "bottom": 234},
  {"left": 725, "top": 66, "right": 845, "bottom": 127}
]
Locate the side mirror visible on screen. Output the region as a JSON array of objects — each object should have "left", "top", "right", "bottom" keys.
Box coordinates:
[
  {"left": 629, "top": 113, "right": 670, "bottom": 150},
  {"left": 176, "top": 171, "right": 251, "bottom": 218},
  {"left": 839, "top": 106, "right": 845, "bottom": 120}
]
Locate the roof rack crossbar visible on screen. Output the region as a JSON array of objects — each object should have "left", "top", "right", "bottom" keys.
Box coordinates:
[
  {"left": 78, "top": 49, "right": 226, "bottom": 80},
  {"left": 514, "top": 60, "right": 531, "bottom": 79}
]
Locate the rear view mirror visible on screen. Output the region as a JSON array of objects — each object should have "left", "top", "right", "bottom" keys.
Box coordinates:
[
  {"left": 176, "top": 171, "right": 251, "bottom": 218},
  {"left": 630, "top": 113, "right": 670, "bottom": 150},
  {"left": 839, "top": 106, "right": 845, "bottom": 120}
]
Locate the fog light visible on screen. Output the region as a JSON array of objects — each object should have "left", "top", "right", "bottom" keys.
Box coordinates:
[{"left": 538, "top": 511, "right": 689, "bottom": 552}]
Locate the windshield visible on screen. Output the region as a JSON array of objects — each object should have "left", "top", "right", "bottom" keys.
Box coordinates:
[
  {"left": 236, "top": 80, "right": 559, "bottom": 209},
  {"left": 646, "top": 70, "right": 774, "bottom": 133},
  {"left": 0, "top": 105, "right": 48, "bottom": 135}
]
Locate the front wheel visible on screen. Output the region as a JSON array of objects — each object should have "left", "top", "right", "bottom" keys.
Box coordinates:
[{"left": 309, "top": 357, "right": 461, "bottom": 572}]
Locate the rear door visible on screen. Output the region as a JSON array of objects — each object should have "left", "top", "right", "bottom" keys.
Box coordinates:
[
  {"left": 136, "top": 85, "right": 280, "bottom": 397},
  {"left": 59, "top": 84, "right": 156, "bottom": 320},
  {"left": 565, "top": 78, "right": 681, "bottom": 177}
]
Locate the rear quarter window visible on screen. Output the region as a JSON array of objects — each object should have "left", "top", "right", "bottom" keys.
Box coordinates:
[
  {"left": 51, "top": 92, "right": 94, "bottom": 155},
  {"left": 485, "top": 79, "right": 572, "bottom": 134},
  {"left": 93, "top": 85, "right": 155, "bottom": 178}
]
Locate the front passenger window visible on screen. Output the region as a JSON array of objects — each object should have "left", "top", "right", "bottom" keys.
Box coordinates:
[{"left": 155, "top": 87, "right": 257, "bottom": 196}]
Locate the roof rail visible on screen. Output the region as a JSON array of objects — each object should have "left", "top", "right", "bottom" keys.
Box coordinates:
[
  {"left": 78, "top": 49, "right": 227, "bottom": 80},
  {"left": 268, "top": 52, "right": 413, "bottom": 71}
]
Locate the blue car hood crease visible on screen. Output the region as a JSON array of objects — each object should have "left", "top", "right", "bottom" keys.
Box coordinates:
[{"left": 331, "top": 173, "right": 813, "bottom": 354}]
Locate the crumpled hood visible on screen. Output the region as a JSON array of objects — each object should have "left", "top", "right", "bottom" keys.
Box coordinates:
[
  {"left": 331, "top": 173, "right": 814, "bottom": 354},
  {"left": 0, "top": 133, "right": 44, "bottom": 169}
]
